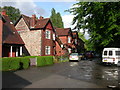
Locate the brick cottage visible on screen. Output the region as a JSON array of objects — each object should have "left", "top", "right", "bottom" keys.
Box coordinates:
[
  {"left": 15, "top": 14, "right": 56, "bottom": 56},
  {"left": 0, "top": 10, "right": 24, "bottom": 57}
]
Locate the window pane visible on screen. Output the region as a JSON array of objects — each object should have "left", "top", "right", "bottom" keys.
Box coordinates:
[
  {"left": 104, "top": 51, "right": 107, "bottom": 55},
  {"left": 109, "top": 51, "right": 112, "bottom": 56},
  {"left": 46, "top": 30, "right": 50, "bottom": 39},
  {"left": 116, "top": 51, "right": 120, "bottom": 56},
  {"left": 45, "top": 46, "right": 50, "bottom": 55}
]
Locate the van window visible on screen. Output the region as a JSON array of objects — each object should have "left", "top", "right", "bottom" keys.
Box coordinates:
[
  {"left": 116, "top": 51, "right": 120, "bottom": 56},
  {"left": 109, "top": 51, "right": 112, "bottom": 56},
  {"left": 104, "top": 51, "right": 107, "bottom": 55}
]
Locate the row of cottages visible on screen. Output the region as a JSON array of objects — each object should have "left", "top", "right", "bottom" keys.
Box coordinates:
[
  {"left": 0, "top": 10, "right": 85, "bottom": 57},
  {"left": 55, "top": 28, "right": 85, "bottom": 56},
  {"left": 0, "top": 11, "right": 24, "bottom": 57}
]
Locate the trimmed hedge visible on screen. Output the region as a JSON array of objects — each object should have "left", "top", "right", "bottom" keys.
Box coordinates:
[
  {"left": 1, "top": 56, "right": 54, "bottom": 71},
  {"left": 1, "top": 57, "right": 30, "bottom": 71},
  {"left": 20, "top": 57, "right": 30, "bottom": 69},
  {"left": 37, "top": 56, "right": 54, "bottom": 67}
]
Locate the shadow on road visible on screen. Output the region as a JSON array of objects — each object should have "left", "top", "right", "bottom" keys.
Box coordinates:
[{"left": 2, "top": 71, "right": 32, "bottom": 88}]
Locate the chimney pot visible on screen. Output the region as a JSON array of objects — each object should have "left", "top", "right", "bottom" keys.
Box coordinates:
[
  {"left": 30, "top": 14, "right": 36, "bottom": 28},
  {"left": 1, "top": 9, "right": 7, "bottom": 16}
]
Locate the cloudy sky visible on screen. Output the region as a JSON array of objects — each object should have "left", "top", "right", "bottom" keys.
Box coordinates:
[{"left": 1, "top": 0, "right": 90, "bottom": 39}]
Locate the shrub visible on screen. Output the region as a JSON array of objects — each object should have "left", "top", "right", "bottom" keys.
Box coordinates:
[
  {"left": 9, "top": 57, "right": 20, "bottom": 70},
  {"left": 37, "top": 56, "right": 54, "bottom": 67},
  {"left": 2, "top": 57, "right": 30, "bottom": 71},
  {"left": 1, "top": 58, "right": 11, "bottom": 71},
  {"left": 20, "top": 57, "right": 30, "bottom": 69},
  {"left": 45, "top": 56, "right": 54, "bottom": 65},
  {"left": 2, "top": 57, "right": 20, "bottom": 71},
  {"left": 37, "top": 56, "right": 46, "bottom": 67}
]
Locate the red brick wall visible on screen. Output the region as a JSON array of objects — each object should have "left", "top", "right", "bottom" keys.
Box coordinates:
[
  {"left": 41, "top": 22, "right": 55, "bottom": 56},
  {"left": 46, "top": 22, "right": 53, "bottom": 30},
  {"left": 59, "top": 36, "right": 68, "bottom": 44},
  {"left": 55, "top": 41, "right": 65, "bottom": 56},
  {"left": 0, "top": 19, "right": 3, "bottom": 57}
]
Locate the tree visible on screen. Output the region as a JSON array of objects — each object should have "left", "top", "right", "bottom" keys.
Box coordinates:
[
  {"left": 67, "top": 2, "right": 120, "bottom": 53},
  {"left": 0, "top": 6, "right": 21, "bottom": 24},
  {"left": 50, "top": 8, "right": 64, "bottom": 28},
  {"left": 56, "top": 12, "right": 64, "bottom": 28}
]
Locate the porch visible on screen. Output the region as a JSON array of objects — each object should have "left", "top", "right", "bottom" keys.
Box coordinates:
[{"left": 2, "top": 44, "right": 23, "bottom": 57}]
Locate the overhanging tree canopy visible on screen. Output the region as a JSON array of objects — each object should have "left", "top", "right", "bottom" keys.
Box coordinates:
[{"left": 67, "top": 2, "right": 120, "bottom": 52}]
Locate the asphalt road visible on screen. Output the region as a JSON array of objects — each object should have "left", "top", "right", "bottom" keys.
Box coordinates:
[{"left": 2, "top": 58, "right": 119, "bottom": 89}]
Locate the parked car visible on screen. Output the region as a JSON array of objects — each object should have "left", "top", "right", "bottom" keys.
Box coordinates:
[
  {"left": 102, "top": 48, "right": 120, "bottom": 65},
  {"left": 85, "top": 51, "right": 94, "bottom": 59},
  {"left": 69, "top": 53, "right": 80, "bottom": 61},
  {"left": 78, "top": 53, "right": 85, "bottom": 60},
  {"left": 117, "top": 61, "right": 120, "bottom": 67}
]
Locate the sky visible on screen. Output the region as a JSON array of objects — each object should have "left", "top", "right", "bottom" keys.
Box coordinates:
[{"left": 1, "top": 0, "right": 90, "bottom": 39}]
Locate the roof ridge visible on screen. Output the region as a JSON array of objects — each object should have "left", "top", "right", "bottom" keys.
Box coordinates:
[{"left": 21, "top": 14, "right": 30, "bottom": 18}]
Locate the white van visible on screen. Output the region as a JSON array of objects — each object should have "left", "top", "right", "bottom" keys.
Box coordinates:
[{"left": 102, "top": 48, "right": 120, "bottom": 65}]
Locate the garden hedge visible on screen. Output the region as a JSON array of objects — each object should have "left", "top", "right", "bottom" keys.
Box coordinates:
[
  {"left": 1, "top": 57, "right": 30, "bottom": 71},
  {"left": 1, "top": 56, "right": 54, "bottom": 71},
  {"left": 37, "top": 56, "right": 54, "bottom": 67}
]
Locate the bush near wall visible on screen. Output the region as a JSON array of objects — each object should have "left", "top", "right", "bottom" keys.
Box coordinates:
[
  {"left": 1, "top": 56, "right": 54, "bottom": 71},
  {"left": 37, "top": 56, "right": 54, "bottom": 67},
  {"left": 1, "top": 57, "right": 30, "bottom": 71}
]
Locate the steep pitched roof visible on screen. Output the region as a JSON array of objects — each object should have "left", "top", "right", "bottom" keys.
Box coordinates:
[
  {"left": 15, "top": 14, "right": 51, "bottom": 30},
  {"left": 2, "top": 15, "right": 24, "bottom": 45},
  {"left": 34, "top": 18, "right": 50, "bottom": 29},
  {"left": 56, "top": 28, "right": 72, "bottom": 36}
]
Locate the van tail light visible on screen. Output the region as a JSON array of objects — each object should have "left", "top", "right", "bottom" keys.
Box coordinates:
[{"left": 113, "top": 58, "right": 115, "bottom": 61}]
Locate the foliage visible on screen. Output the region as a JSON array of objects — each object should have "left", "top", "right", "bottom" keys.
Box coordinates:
[
  {"left": 37, "top": 56, "right": 46, "bottom": 67},
  {"left": 37, "top": 56, "right": 54, "bottom": 67},
  {"left": 20, "top": 57, "right": 30, "bottom": 69},
  {"left": 50, "top": 8, "right": 64, "bottom": 28},
  {"left": 78, "top": 32, "right": 87, "bottom": 42},
  {"left": 0, "top": 6, "right": 21, "bottom": 24},
  {"left": 67, "top": 2, "right": 120, "bottom": 53},
  {"left": 1, "top": 57, "right": 30, "bottom": 71}
]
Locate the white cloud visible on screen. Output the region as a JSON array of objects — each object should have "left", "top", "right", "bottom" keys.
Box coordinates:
[
  {"left": 62, "top": 14, "right": 75, "bottom": 29},
  {"left": 1, "top": 0, "right": 47, "bottom": 17},
  {"left": 62, "top": 14, "right": 90, "bottom": 39}
]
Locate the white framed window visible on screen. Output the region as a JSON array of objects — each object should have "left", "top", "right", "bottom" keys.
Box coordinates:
[
  {"left": 53, "top": 33, "right": 55, "bottom": 40},
  {"left": 68, "top": 36, "right": 71, "bottom": 43},
  {"left": 45, "top": 30, "right": 51, "bottom": 39},
  {"left": 45, "top": 46, "right": 51, "bottom": 55},
  {"left": 68, "top": 48, "right": 71, "bottom": 53}
]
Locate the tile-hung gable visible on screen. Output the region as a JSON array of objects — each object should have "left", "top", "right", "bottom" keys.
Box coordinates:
[
  {"left": 55, "top": 28, "right": 74, "bottom": 55},
  {"left": 0, "top": 10, "right": 24, "bottom": 57},
  {"left": 15, "top": 14, "right": 56, "bottom": 56}
]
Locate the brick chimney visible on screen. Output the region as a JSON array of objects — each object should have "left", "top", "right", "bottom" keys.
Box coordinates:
[
  {"left": 1, "top": 9, "right": 7, "bottom": 16},
  {"left": 0, "top": 16, "right": 3, "bottom": 57},
  {"left": 30, "top": 14, "right": 36, "bottom": 28},
  {"left": 39, "top": 16, "right": 44, "bottom": 20}
]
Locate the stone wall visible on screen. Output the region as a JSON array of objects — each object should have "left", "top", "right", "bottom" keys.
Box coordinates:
[
  {"left": 19, "top": 30, "right": 42, "bottom": 56},
  {"left": 15, "top": 18, "right": 29, "bottom": 32},
  {"left": 15, "top": 18, "right": 42, "bottom": 56}
]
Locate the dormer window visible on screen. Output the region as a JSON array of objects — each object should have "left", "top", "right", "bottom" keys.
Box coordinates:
[{"left": 45, "top": 30, "right": 51, "bottom": 39}]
